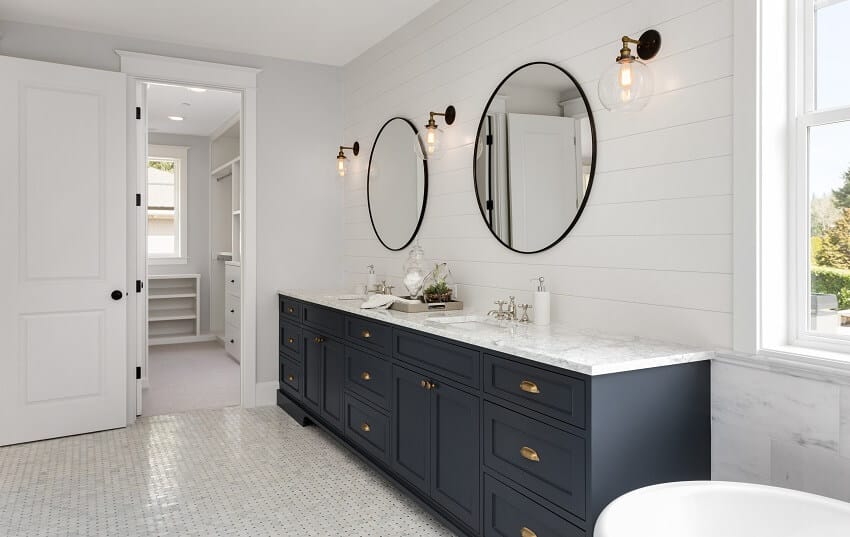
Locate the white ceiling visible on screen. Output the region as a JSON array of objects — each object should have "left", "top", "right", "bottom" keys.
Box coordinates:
[
  {"left": 147, "top": 83, "right": 240, "bottom": 137},
  {"left": 0, "top": 0, "right": 439, "bottom": 66}
]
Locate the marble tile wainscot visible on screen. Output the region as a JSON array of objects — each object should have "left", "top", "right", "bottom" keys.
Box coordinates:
[{"left": 276, "top": 292, "right": 713, "bottom": 537}]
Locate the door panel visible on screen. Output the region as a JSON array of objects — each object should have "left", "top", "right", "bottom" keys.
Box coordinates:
[
  {"left": 430, "top": 382, "right": 480, "bottom": 532},
  {"left": 390, "top": 364, "right": 430, "bottom": 494},
  {"left": 302, "top": 329, "right": 322, "bottom": 413},
  {"left": 320, "top": 338, "right": 345, "bottom": 431},
  {"left": 0, "top": 55, "right": 127, "bottom": 446}
]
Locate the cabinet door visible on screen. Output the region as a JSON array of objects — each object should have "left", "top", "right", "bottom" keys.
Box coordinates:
[
  {"left": 320, "top": 338, "right": 345, "bottom": 431},
  {"left": 430, "top": 382, "right": 480, "bottom": 532},
  {"left": 302, "top": 329, "right": 322, "bottom": 414},
  {"left": 390, "top": 365, "right": 430, "bottom": 495}
]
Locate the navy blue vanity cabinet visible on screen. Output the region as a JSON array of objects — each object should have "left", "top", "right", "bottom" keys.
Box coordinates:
[{"left": 277, "top": 294, "right": 711, "bottom": 537}]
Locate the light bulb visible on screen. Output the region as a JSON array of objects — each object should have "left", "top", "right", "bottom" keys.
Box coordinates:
[
  {"left": 416, "top": 126, "right": 443, "bottom": 160},
  {"left": 337, "top": 156, "right": 347, "bottom": 177},
  {"left": 598, "top": 58, "right": 653, "bottom": 112}
]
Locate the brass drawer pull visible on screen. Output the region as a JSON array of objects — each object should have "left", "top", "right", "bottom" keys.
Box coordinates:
[
  {"left": 287, "top": 374, "right": 295, "bottom": 382},
  {"left": 360, "top": 371, "right": 371, "bottom": 381},
  {"left": 519, "top": 380, "right": 540, "bottom": 394},
  {"left": 360, "top": 422, "right": 371, "bottom": 433},
  {"left": 420, "top": 379, "right": 435, "bottom": 390},
  {"left": 520, "top": 527, "right": 537, "bottom": 537},
  {"left": 287, "top": 337, "right": 295, "bottom": 344},
  {"left": 361, "top": 329, "right": 372, "bottom": 339},
  {"left": 314, "top": 336, "right": 325, "bottom": 344},
  {"left": 520, "top": 446, "right": 540, "bottom": 462}
]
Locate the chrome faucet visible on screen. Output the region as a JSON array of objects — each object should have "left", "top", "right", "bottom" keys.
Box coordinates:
[{"left": 488, "top": 296, "right": 519, "bottom": 321}]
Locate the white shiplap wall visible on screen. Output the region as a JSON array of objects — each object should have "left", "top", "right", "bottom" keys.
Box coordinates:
[{"left": 342, "top": 0, "right": 733, "bottom": 348}]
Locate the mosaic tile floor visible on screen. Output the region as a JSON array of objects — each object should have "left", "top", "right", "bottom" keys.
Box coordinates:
[{"left": 0, "top": 406, "right": 456, "bottom": 536}]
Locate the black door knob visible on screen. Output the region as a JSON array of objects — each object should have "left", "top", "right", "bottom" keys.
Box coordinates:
[
  {"left": 111, "top": 290, "right": 124, "bottom": 301},
  {"left": 230, "top": 339, "right": 235, "bottom": 344}
]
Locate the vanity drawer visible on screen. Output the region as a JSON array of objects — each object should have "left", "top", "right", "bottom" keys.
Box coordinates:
[
  {"left": 225, "top": 264, "right": 241, "bottom": 297},
  {"left": 394, "top": 330, "right": 480, "bottom": 388},
  {"left": 280, "top": 355, "right": 302, "bottom": 401},
  {"left": 345, "top": 394, "right": 390, "bottom": 464},
  {"left": 225, "top": 293, "right": 240, "bottom": 327},
  {"left": 345, "top": 346, "right": 391, "bottom": 409},
  {"left": 484, "top": 354, "right": 585, "bottom": 428},
  {"left": 225, "top": 324, "right": 240, "bottom": 363},
  {"left": 484, "top": 402, "right": 586, "bottom": 519},
  {"left": 345, "top": 315, "right": 392, "bottom": 355},
  {"left": 280, "top": 296, "right": 302, "bottom": 322},
  {"left": 484, "top": 475, "right": 584, "bottom": 537},
  {"left": 302, "top": 303, "right": 344, "bottom": 338},
  {"left": 279, "top": 321, "right": 302, "bottom": 358}
]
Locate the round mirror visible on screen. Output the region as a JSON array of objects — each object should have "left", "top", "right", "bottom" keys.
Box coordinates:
[
  {"left": 368, "top": 117, "right": 428, "bottom": 251},
  {"left": 474, "top": 62, "right": 596, "bottom": 253}
]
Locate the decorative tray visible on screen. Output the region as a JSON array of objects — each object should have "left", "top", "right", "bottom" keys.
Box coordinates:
[{"left": 390, "top": 299, "right": 463, "bottom": 313}]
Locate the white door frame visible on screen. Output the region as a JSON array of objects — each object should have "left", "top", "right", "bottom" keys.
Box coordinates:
[{"left": 116, "top": 50, "right": 261, "bottom": 419}]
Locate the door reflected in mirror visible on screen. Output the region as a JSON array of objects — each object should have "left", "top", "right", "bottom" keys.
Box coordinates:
[
  {"left": 474, "top": 62, "right": 596, "bottom": 253},
  {"left": 368, "top": 117, "right": 428, "bottom": 251}
]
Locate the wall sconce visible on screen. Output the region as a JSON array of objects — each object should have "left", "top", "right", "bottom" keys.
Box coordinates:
[
  {"left": 598, "top": 29, "right": 661, "bottom": 112},
  {"left": 416, "top": 105, "right": 456, "bottom": 160},
  {"left": 336, "top": 142, "right": 359, "bottom": 177}
]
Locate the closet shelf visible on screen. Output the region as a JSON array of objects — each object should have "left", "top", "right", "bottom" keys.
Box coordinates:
[
  {"left": 148, "top": 309, "right": 197, "bottom": 322},
  {"left": 211, "top": 156, "right": 240, "bottom": 179},
  {"left": 148, "top": 287, "right": 196, "bottom": 299}
]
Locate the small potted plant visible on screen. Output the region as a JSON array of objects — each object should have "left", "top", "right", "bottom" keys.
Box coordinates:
[{"left": 422, "top": 263, "right": 453, "bottom": 303}]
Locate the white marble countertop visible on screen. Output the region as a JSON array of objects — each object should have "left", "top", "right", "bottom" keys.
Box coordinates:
[{"left": 279, "top": 290, "right": 715, "bottom": 376}]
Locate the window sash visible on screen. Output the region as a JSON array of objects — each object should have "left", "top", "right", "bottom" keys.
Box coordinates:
[{"left": 146, "top": 145, "right": 188, "bottom": 261}]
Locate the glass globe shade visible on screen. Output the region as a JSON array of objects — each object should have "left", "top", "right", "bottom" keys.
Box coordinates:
[
  {"left": 415, "top": 125, "right": 443, "bottom": 160},
  {"left": 598, "top": 58, "right": 653, "bottom": 112},
  {"left": 337, "top": 155, "right": 347, "bottom": 177}
]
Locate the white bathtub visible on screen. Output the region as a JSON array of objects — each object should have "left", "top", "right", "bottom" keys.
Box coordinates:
[{"left": 594, "top": 481, "right": 850, "bottom": 537}]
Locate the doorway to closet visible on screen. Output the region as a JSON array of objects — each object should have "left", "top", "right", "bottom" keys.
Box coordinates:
[{"left": 141, "top": 81, "right": 244, "bottom": 416}]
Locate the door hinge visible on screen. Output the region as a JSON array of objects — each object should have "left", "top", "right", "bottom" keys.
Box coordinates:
[
  {"left": 136, "top": 366, "right": 142, "bottom": 380},
  {"left": 486, "top": 134, "right": 493, "bottom": 145},
  {"left": 135, "top": 106, "right": 141, "bottom": 120},
  {"left": 135, "top": 193, "right": 141, "bottom": 207},
  {"left": 486, "top": 200, "right": 494, "bottom": 210},
  {"left": 136, "top": 280, "right": 143, "bottom": 293}
]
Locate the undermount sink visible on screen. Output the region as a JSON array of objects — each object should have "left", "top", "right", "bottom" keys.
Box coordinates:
[{"left": 425, "top": 315, "right": 488, "bottom": 325}]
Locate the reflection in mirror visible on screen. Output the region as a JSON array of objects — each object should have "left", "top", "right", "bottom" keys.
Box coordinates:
[
  {"left": 368, "top": 117, "right": 428, "bottom": 251},
  {"left": 474, "top": 62, "right": 596, "bottom": 253}
]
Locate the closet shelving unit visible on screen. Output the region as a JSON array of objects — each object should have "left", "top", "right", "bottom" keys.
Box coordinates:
[
  {"left": 210, "top": 113, "right": 242, "bottom": 357},
  {"left": 147, "top": 274, "right": 201, "bottom": 346}
]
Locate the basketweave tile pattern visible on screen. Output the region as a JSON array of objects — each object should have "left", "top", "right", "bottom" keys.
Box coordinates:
[{"left": 0, "top": 406, "right": 456, "bottom": 537}]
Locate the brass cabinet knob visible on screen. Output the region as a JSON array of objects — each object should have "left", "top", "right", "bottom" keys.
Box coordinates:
[
  {"left": 361, "top": 329, "right": 372, "bottom": 339},
  {"left": 519, "top": 380, "right": 540, "bottom": 394},
  {"left": 420, "top": 380, "right": 435, "bottom": 390},
  {"left": 360, "top": 422, "right": 371, "bottom": 433},
  {"left": 287, "top": 375, "right": 295, "bottom": 382},
  {"left": 287, "top": 306, "right": 295, "bottom": 313},
  {"left": 520, "top": 527, "right": 538, "bottom": 537},
  {"left": 360, "top": 371, "right": 371, "bottom": 381},
  {"left": 519, "top": 446, "right": 540, "bottom": 462},
  {"left": 420, "top": 380, "right": 428, "bottom": 389},
  {"left": 287, "top": 337, "right": 295, "bottom": 344}
]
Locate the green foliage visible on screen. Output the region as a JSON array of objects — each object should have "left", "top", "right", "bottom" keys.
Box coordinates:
[
  {"left": 149, "top": 160, "right": 175, "bottom": 172},
  {"left": 424, "top": 281, "right": 450, "bottom": 296},
  {"left": 811, "top": 235, "right": 824, "bottom": 265},
  {"left": 811, "top": 194, "right": 841, "bottom": 236},
  {"left": 815, "top": 208, "right": 850, "bottom": 269},
  {"left": 423, "top": 263, "right": 451, "bottom": 297},
  {"left": 812, "top": 265, "right": 850, "bottom": 309},
  {"left": 832, "top": 167, "right": 850, "bottom": 209}
]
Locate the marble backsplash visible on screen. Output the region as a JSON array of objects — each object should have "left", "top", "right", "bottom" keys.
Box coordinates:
[{"left": 712, "top": 360, "right": 850, "bottom": 501}]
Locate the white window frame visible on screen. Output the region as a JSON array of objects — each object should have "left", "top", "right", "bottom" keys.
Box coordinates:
[
  {"left": 791, "top": 0, "right": 850, "bottom": 352},
  {"left": 146, "top": 144, "right": 188, "bottom": 265}
]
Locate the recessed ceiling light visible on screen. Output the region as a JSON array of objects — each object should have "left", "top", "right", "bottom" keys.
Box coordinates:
[
  {"left": 167, "top": 116, "right": 184, "bottom": 121},
  {"left": 187, "top": 87, "right": 207, "bottom": 93}
]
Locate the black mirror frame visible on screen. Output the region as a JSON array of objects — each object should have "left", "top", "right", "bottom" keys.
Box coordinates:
[
  {"left": 367, "top": 116, "right": 429, "bottom": 251},
  {"left": 473, "top": 61, "right": 597, "bottom": 254}
]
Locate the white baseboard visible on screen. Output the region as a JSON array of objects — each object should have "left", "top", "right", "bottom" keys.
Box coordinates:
[
  {"left": 255, "top": 381, "right": 279, "bottom": 407},
  {"left": 148, "top": 334, "right": 218, "bottom": 346}
]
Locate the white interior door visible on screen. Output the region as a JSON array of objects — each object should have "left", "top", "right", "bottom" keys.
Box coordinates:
[
  {"left": 507, "top": 113, "right": 578, "bottom": 251},
  {"left": 0, "top": 55, "right": 127, "bottom": 446}
]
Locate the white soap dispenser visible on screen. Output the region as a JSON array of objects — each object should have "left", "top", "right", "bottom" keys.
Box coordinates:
[
  {"left": 532, "top": 276, "right": 550, "bottom": 326},
  {"left": 366, "top": 265, "right": 377, "bottom": 292}
]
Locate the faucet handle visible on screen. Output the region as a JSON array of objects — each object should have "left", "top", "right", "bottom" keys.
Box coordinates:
[{"left": 518, "top": 303, "right": 532, "bottom": 323}]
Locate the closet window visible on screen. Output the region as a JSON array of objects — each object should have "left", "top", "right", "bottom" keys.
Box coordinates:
[
  {"left": 147, "top": 145, "right": 188, "bottom": 263},
  {"left": 798, "top": 0, "right": 850, "bottom": 345}
]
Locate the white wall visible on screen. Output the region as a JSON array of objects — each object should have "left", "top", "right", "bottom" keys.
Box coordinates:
[
  {"left": 147, "top": 133, "right": 212, "bottom": 333},
  {"left": 342, "top": 0, "right": 734, "bottom": 349},
  {"left": 0, "top": 19, "right": 344, "bottom": 385}
]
